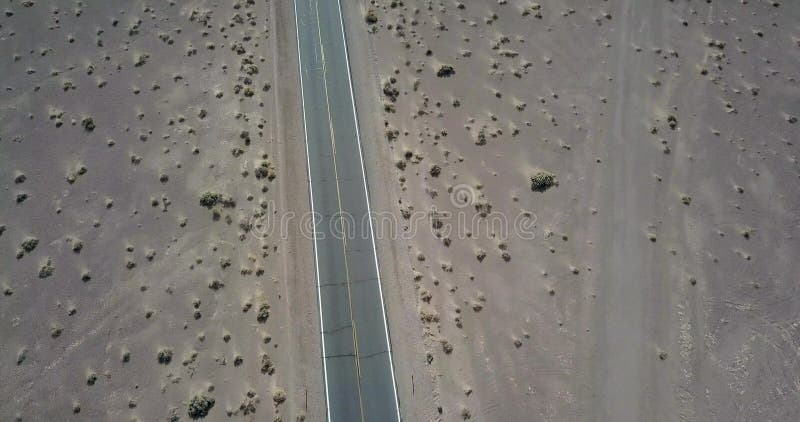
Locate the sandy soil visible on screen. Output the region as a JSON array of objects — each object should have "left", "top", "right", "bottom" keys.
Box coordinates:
[
  {"left": 343, "top": 0, "right": 800, "bottom": 421},
  {"left": 0, "top": 1, "right": 322, "bottom": 421},
  {"left": 2, "top": 0, "right": 799, "bottom": 421}
]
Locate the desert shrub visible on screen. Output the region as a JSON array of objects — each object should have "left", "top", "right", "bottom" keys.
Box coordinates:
[
  {"left": 474, "top": 201, "right": 492, "bottom": 217},
  {"left": 436, "top": 64, "right": 455, "bottom": 77},
  {"left": 260, "top": 353, "right": 274, "bottom": 375},
  {"left": 256, "top": 303, "right": 270, "bottom": 323},
  {"left": 157, "top": 348, "right": 173, "bottom": 364},
  {"left": 382, "top": 79, "right": 399, "bottom": 101},
  {"left": 82, "top": 117, "right": 96, "bottom": 131},
  {"left": 188, "top": 394, "right": 215, "bottom": 419},
  {"left": 38, "top": 258, "right": 55, "bottom": 278},
  {"left": 254, "top": 161, "right": 276, "bottom": 180},
  {"left": 199, "top": 191, "right": 235, "bottom": 208},
  {"left": 365, "top": 9, "right": 378, "bottom": 24},
  {"left": 530, "top": 171, "right": 556, "bottom": 192},
  {"left": 20, "top": 237, "right": 39, "bottom": 252},
  {"left": 199, "top": 192, "right": 222, "bottom": 207},
  {"left": 272, "top": 389, "right": 286, "bottom": 405}
]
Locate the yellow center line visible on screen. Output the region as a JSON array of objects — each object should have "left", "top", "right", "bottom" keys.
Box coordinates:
[{"left": 312, "top": 0, "right": 366, "bottom": 420}]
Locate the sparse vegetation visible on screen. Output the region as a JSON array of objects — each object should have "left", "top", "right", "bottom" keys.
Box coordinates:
[
  {"left": 436, "top": 64, "right": 455, "bottom": 77},
  {"left": 530, "top": 171, "right": 557, "bottom": 192},
  {"left": 667, "top": 114, "right": 678, "bottom": 130},
  {"left": 81, "top": 116, "right": 96, "bottom": 132},
  {"left": 199, "top": 191, "right": 235, "bottom": 208},
  {"left": 441, "top": 339, "right": 454, "bottom": 354},
  {"left": 475, "top": 128, "right": 487, "bottom": 146},
  {"left": 382, "top": 79, "right": 399, "bottom": 102},
  {"left": 256, "top": 302, "right": 270, "bottom": 323},
  {"left": 236, "top": 391, "right": 259, "bottom": 416},
  {"left": 38, "top": 258, "right": 55, "bottom": 278},
  {"left": 260, "top": 353, "right": 275, "bottom": 375},
  {"left": 365, "top": 9, "right": 378, "bottom": 24},
  {"left": 254, "top": 160, "right": 276, "bottom": 180},
  {"left": 20, "top": 237, "right": 39, "bottom": 253},
  {"left": 134, "top": 53, "right": 149, "bottom": 67},
  {"left": 157, "top": 348, "right": 173, "bottom": 364},
  {"left": 474, "top": 201, "right": 492, "bottom": 217},
  {"left": 188, "top": 394, "right": 215, "bottom": 419},
  {"left": 272, "top": 388, "right": 286, "bottom": 405}
]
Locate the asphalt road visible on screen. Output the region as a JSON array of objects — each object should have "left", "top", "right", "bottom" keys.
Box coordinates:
[{"left": 293, "top": 0, "right": 401, "bottom": 420}]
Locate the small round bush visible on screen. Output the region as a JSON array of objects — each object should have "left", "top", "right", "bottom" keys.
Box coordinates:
[
  {"left": 188, "top": 394, "right": 215, "bottom": 419},
  {"left": 199, "top": 192, "right": 222, "bottom": 208},
  {"left": 157, "top": 348, "right": 173, "bottom": 364},
  {"left": 530, "top": 171, "right": 557, "bottom": 192}
]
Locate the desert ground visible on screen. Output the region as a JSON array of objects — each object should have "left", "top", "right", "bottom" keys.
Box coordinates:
[
  {"left": 1, "top": 0, "right": 799, "bottom": 421},
  {"left": 343, "top": 0, "right": 799, "bottom": 421},
  {"left": 0, "top": 1, "right": 323, "bottom": 421}
]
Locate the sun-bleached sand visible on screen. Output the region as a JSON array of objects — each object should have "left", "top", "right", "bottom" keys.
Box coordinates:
[
  {"left": 342, "top": 0, "right": 800, "bottom": 420},
  {"left": 2, "top": 0, "right": 799, "bottom": 421},
  {"left": 1, "top": 1, "right": 322, "bottom": 420}
]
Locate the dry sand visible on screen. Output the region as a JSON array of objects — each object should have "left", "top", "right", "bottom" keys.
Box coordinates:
[
  {"left": 1, "top": 1, "right": 322, "bottom": 421},
  {"left": 343, "top": 0, "right": 800, "bottom": 421},
  {"left": 2, "top": 0, "right": 799, "bottom": 421}
]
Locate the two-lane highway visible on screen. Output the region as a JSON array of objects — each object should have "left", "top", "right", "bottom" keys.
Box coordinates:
[{"left": 293, "top": 0, "right": 401, "bottom": 420}]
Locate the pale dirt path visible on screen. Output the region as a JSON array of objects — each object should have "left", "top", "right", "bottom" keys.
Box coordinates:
[{"left": 595, "top": 0, "right": 657, "bottom": 420}]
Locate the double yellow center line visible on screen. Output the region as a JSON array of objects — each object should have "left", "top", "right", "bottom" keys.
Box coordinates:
[{"left": 312, "top": 0, "right": 366, "bottom": 420}]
